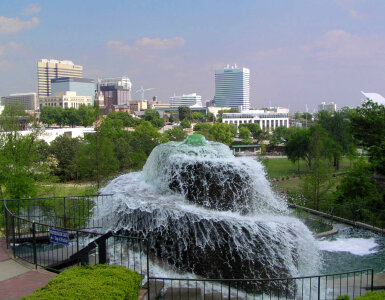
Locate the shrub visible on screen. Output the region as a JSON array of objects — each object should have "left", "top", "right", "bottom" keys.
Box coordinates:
[
  {"left": 355, "top": 290, "right": 385, "bottom": 300},
  {"left": 23, "top": 264, "right": 141, "bottom": 300},
  {"left": 336, "top": 295, "right": 350, "bottom": 300}
]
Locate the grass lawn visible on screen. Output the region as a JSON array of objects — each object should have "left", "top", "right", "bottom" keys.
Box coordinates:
[
  {"left": 262, "top": 156, "right": 354, "bottom": 179},
  {"left": 35, "top": 182, "right": 98, "bottom": 198}
]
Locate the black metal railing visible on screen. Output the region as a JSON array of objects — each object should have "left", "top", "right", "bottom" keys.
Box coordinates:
[
  {"left": 148, "top": 269, "right": 374, "bottom": 299},
  {"left": 2, "top": 196, "right": 377, "bottom": 299},
  {"left": 3, "top": 196, "right": 149, "bottom": 278}
]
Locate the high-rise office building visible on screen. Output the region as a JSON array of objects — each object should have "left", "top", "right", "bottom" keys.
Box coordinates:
[
  {"left": 37, "top": 59, "right": 83, "bottom": 97},
  {"left": 51, "top": 77, "right": 95, "bottom": 104},
  {"left": 97, "top": 77, "right": 132, "bottom": 113},
  {"left": 215, "top": 65, "right": 250, "bottom": 110},
  {"left": 1, "top": 92, "right": 38, "bottom": 111},
  {"left": 169, "top": 93, "right": 202, "bottom": 108}
]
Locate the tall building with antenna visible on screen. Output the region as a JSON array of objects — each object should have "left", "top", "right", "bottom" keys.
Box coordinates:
[{"left": 214, "top": 65, "right": 250, "bottom": 110}]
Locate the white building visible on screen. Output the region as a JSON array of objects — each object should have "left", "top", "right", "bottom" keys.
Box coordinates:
[
  {"left": 39, "top": 91, "right": 92, "bottom": 109},
  {"left": 318, "top": 101, "right": 337, "bottom": 113},
  {"left": 215, "top": 65, "right": 250, "bottom": 110},
  {"left": 361, "top": 91, "right": 385, "bottom": 105},
  {"left": 222, "top": 107, "right": 289, "bottom": 130},
  {"left": 169, "top": 93, "right": 202, "bottom": 108},
  {"left": 37, "top": 59, "right": 83, "bottom": 97},
  {"left": 1, "top": 92, "right": 38, "bottom": 111}
]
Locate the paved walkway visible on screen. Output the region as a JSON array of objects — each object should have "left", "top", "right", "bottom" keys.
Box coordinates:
[{"left": 0, "top": 238, "right": 56, "bottom": 300}]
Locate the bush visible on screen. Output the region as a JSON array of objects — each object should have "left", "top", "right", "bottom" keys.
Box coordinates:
[
  {"left": 23, "top": 264, "right": 141, "bottom": 300},
  {"left": 336, "top": 296, "right": 350, "bottom": 300},
  {"left": 355, "top": 290, "right": 385, "bottom": 300}
]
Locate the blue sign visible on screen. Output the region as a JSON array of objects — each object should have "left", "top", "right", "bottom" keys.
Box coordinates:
[
  {"left": 224, "top": 70, "right": 233, "bottom": 72},
  {"left": 49, "top": 228, "right": 70, "bottom": 246}
]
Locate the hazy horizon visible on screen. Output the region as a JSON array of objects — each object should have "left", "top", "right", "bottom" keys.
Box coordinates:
[{"left": 1, "top": 1, "right": 385, "bottom": 112}]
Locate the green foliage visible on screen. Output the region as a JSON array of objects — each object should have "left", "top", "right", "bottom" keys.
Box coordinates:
[
  {"left": 164, "top": 126, "right": 187, "bottom": 141},
  {"left": 143, "top": 109, "right": 165, "bottom": 128},
  {"left": 49, "top": 135, "right": 82, "bottom": 181},
  {"left": 106, "top": 111, "right": 141, "bottom": 127},
  {"left": 336, "top": 295, "right": 350, "bottom": 300},
  {"left": 192, "top": 112, "right": 204, "bottom": 122},
  {"left": 23, "top": 265, "right": 141, "bottom": 300},
  {"left": 239, "top": 126, "right": 252, "bottom": 144},
  {"left": 77, "top": 130, "right": 119, "bottom": 188},
  {"left": 209, "top": 123, "right": 234, "bottom": 145},
  {"left": 335, "top": 159, "right": 381, "bottom": 207},
  {"left": 229, "top": 123, "right": 237, "bottom": 137},
  {"left": 317, "top": 110, "right": 355, "bottom": 170},
  {"left": 355, "top": 290, "right": 385, "bottom": 300},
  {"left": 1, "top": 103, "right": 31, "bottom": 131},
  {"left": 40, "top": 105, "right": 99, "bottom": 128},
  {"left": 193, "top": 123, "right": 212, "bottom": 133},
  {"left": 180, "top": 118, "right": 191, "bottom": 128},
  {"left": 178, "top": 106, "right": 192, "bottom": 121},
  {"left": 302, "top": 159, "right": 334, "bottom": 210},
  {"left": 239, "top": 123, "right": 262, "bottom": 140},
  {"left": 350, "top": 100, "right": 385, "bottom": 175},
  {"left": 285, "top": 128, "right": 310, "bottom": 169},
  {"left": 0, "top": 129, "right": 53, "bottom": 199}
]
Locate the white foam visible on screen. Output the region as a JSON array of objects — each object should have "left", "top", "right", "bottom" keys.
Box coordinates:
[{"left": 318, "top": 238, "right": 378, "bottom": 256}]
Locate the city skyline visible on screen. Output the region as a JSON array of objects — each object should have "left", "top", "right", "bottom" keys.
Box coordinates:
[{"left": 1, "top": 1, "right": 385, "bottom": 111}]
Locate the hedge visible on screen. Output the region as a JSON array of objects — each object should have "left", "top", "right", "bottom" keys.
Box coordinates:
[
  {"left": 23, "top": 265, "right": 142, "bottom": 300},
  {"left": 336, "top": 290, "right": 385, "bottom": 300}
]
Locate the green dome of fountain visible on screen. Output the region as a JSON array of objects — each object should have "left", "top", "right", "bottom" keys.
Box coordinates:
[{"left": 183, "top": 134, "right": 206, "bottom": 146}]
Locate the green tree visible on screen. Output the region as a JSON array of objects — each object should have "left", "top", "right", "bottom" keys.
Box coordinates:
[
  {"left": 302, "top": 158, "right": 333, "bottom": 210},
  {"left": 143, "top": 109, "right": 165, "bottom": 128},
  {"left": 285, "top": 128, "right": 310, "bottom": 170},
  {"left": 180, "top": 118, "right": 191, "bottom": 128},
  {"left": 229, "top": 123, "right": 237, "bottom": 137},
  {"left": 192, "top": 112, "right": 204, "bottom": 122},
  {"left": 77, "top": 131, "right": 119, "bottom": 188},
  {"left": 335, "top": 159, "right": 380, "bottom": 206},
  {"left": 106, "top": 111, "right": 141, "bottom": 127},
  {"left": 350, "top": 100, "right": 385, "bottom": 175},
  {"left": 178, "top": 106, "right": 192, "bottom": 121},
  {"left": 129, "top": 121, "right": 168, "bottom": 156},
  {"left": 239, "top": 126, "right": 252, "bottom": 144},
  {"left": 164, "top": 126, "right": 187, "bottom": 141},
  {"left": 50, "top": 135, "right": 82, "bottom": 181},
  {"left": 209, "top": 123, "right": 233, "bottom": 145},
  {"left": 317, "top": 110, "right": 355, "bottom": 170},
  {"left": 239, "top": 123, "right": 263, "bottom": 140},
  {"left": 77, "top": 104, "right": 99, "bottom": 127}
]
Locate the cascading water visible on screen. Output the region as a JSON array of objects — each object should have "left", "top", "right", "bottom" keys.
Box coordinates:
[{"left": 95, "top": 134, "right": 320, "bottom": 295}]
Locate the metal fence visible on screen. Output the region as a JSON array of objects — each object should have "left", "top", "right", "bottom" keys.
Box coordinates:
[
  {"left": 148, "top": 269, "right": 374, "bottom": 299},
  {"left": 3, "top": 196, "right": 149, "bottom": 277},
  {"left": 2, "top": 196, "right": 376, "bottom": 299}
]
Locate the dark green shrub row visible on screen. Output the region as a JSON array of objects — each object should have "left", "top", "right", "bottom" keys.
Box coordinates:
[
  {"left": 337, "top": 290, "right": 385, "bottom": 300},
  {"left": 23, "top": 265, "right": 141, "bottom": 300}
]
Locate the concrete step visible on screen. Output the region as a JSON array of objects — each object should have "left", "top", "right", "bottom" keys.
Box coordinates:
[{"left": 163, "top": 287, "right": 203, "bottom": 300}]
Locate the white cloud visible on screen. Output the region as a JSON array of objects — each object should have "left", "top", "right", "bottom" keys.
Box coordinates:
[
  {"left": 0, "top": 60, "right": 11, "bottom": 70},
  {"left": 0, "top": 16, "right": 40, "bottom": 34},
  {"left": 22, "top": 4, "right": 41, "bottom": 16},
  {"left": 0, "top": 41, "right": 22, "bottom": 56},
  {"left": 299, "top": 29, "right": 385, "bottom": 61},
  {"left": 107, "top": 36, "right": 185, "bottom": 53}
]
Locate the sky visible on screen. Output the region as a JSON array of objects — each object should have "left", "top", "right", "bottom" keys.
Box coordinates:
[{"left": 1, "top": 0, "right": 385, "bottom": 111}]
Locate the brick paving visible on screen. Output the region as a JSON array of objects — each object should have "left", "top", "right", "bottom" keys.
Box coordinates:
[{"left": 0, "top": 238, "right": 56, "bottom": 299}]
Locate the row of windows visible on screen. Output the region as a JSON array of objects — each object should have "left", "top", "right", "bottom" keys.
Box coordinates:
[{"left": 223, "top": 119, "right": 288, "bottom": 128}]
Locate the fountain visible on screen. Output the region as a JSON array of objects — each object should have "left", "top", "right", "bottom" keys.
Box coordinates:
[{"left": 95, "top": 134, "right": 319, "bottom": 295}]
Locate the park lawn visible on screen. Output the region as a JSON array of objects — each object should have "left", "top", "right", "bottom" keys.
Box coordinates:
[
  {"left": 262, "top": 156, "right": 354, "bottom": 179},
  {"left": 35, "top": 183, "right": 98, "bottom": 198}
]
